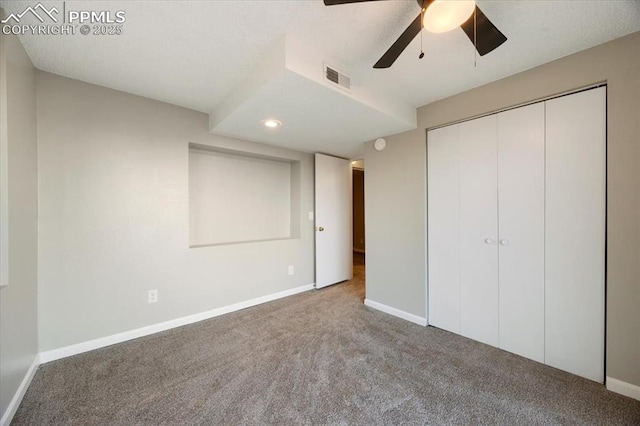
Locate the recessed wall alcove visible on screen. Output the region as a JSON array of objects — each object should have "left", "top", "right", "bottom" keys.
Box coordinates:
[{"left": 189, "top": 143, "right": 301, "bottom": 247}]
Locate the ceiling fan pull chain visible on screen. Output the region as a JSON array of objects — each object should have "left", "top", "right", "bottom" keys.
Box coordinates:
[
  {"left": 419, "top": 8, "right": 425, "bottom": 59},
  {"left": 474, "top": 7, "right": 477, "bottom": 67}
]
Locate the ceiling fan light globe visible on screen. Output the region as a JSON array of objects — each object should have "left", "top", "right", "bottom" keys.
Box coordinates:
[{"left": 424, "top": 0, "right": 476, "bottom": 34}]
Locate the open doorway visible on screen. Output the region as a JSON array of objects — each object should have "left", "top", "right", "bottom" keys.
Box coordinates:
[
  {"left": 313, "top": 154, "right": 362, "bottom": 292},
  {"left": 352, "top": 160, "right": 365, "bottom": 292}
]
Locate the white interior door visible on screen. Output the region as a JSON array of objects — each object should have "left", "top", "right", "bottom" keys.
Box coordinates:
[
  {"left": 458, "top": 115, "right": 499, "bottom": 347},
  {"left": 427, "top": 125, "right": 461, "bottom": 334},
  {"left": 545, "top": 87, "right": 606, "bottom": 382},
  {"left": 497, "top": 103, "right": 545, "bottom": 362},
  {"left": 315, "top": 153, "right": 352, "bottom": 289}
]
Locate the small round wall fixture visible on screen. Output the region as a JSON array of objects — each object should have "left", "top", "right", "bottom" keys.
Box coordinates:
[
  {"left": 374, "top": 138, "right": 387, "bottom": 151},
  {"left": 262, "top": 119, "right": 282, "bottom": 129}
]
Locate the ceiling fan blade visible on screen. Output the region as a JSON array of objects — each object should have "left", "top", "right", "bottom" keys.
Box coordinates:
[
  {"left": 460, "top": 6, "right": 507, "bottom": 56},
  {"left": 323, "top": 0, "right": 382, "bottom": 5},
  {"left": 374, "top": 13, "right": 422, "bottom": 69}
]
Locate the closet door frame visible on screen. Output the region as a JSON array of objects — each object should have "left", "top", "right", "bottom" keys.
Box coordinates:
[{"left": 425, "top": 84, "right": 607, "bottom": 383}]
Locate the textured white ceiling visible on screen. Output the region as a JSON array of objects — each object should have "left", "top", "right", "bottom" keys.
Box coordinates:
[
  {"left": 3, "top": 0, "right": 639, "bottom": 158},
  {"left": 358, "top": 0, "right": 640, "bottom": 108}
]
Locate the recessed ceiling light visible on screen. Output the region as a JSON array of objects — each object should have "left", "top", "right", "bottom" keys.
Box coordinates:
[{"left": 262, "top": 119, "right": 282, "bottom": 129}]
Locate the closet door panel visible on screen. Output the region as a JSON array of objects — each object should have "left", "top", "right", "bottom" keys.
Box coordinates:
[
  {"left": 545, "top": 87, "right": 606, "bottom": 382},
  {"left": 459, "top": 115, "right": 499, "bottom": 347},
  {"left": 427, "top": 125, "right": 461, "bottom": 334},
  {"left": 497, "top": 103, "right": 545, "bottom": 363}
]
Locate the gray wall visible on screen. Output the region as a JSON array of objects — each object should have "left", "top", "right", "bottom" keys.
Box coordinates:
[
  {"left": 189, "top": 147, "right": 293, "bottom": 246},
  {"left": 37, "top": 72, "right": 315, "bottom": 352},
  {"left": 0, "top": 31, "right": 39, "bottom": 417},
  {"left": 365, "top": 131, "right": 427, "bottom": 316},
  {"left": 365, "top": 32, "right": 640, "bottom": 387}
]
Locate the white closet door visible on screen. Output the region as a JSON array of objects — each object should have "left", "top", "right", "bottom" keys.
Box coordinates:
[
  {"left": 497, "top": 103, "right": 545, "bottom": 362},
  {"left": 427, "top": 125, "right": 460, "bottom": 334},
  {"left": 459, "top": 116, "right": 499, "bottom": 347},
  {"left": 545, "top": 87, "right": 606, "bottom": 382}
]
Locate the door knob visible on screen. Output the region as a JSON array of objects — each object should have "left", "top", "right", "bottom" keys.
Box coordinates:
[
  {"left": 500, "top": 239, "right": 509, "bottom": 246},
  {"left": 484, "top": 238, "right": 494, "bottom": 244},
  {"left": 317, "top": 226, "right": 324, "bottom": 232}
]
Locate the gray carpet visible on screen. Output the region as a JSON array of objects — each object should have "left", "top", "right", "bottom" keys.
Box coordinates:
[{"left": 13, "top": 254, "right": 640, "bottom": 425}]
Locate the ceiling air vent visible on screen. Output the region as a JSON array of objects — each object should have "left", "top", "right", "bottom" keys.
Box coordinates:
[{"left": 324, "top": 64, "right": 350, "bottom": 91}]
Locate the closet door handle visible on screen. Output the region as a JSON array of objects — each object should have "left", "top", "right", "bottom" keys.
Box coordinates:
[
  {"left": 500, "top": 239, "right": 509, "bottom": 246},
  {"left": 484, "top": 238, "right": 494, "bottom": 244}
]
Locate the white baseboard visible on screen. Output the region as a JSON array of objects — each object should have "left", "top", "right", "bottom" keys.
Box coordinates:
[
  {"left": 364, "top": 299, "right": 427, "bottom": 326},
  {"left": 0, "top": 354, "right": 40, "bottom": 426},
  {"left": 606, "top": 376, "right": 640, "bottom": 401},
  {"left": 40, "top": 284, "right": 315, "bottom": 364}
]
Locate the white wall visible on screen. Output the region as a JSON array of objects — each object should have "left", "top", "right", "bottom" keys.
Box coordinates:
[
  {"left": 0, "top": 30, "right": 39, "bottom": 419},
  {"left": 36, "top": 71, "right": 315, "bottom": 352},
  {"left": 365, "top": 32, "right": 640, "bottom": 388}
]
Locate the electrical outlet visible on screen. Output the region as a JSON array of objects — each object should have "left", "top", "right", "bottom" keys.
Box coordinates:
[
  {"left": 288, "top": 265, "right": 294, "bottom": 276},
  {"left": 148, "top": 289, "right": 158, "bottom": 304}
]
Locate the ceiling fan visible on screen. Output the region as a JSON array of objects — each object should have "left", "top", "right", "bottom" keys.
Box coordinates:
[{"left": 323, "top": 0, "right": 507, "bottom": 68}]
